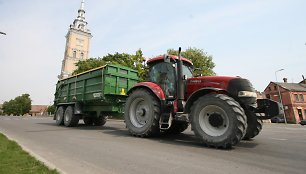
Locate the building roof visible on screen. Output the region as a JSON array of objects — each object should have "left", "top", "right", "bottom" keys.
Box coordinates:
[
  {"left": 299, "top": 79, "right": 306, "bottom": 84},
  {"left": 274, "top": 82, "right": 306, "bottom": 92},
  {"left": 30, "top": 105, "right": 48, "bottom": 113}
]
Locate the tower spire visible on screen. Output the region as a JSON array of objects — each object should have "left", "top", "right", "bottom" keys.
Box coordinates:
[
  {"left": 80, "top": 0, "right": 85, "bottom": 10},
  {"left": 69, "top": 0, "right": 90, "bottom": 33}
]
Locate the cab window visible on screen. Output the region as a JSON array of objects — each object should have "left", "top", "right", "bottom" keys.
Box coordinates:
[{"left": 149, "top": 62, "right": 176, "bottom": 98}]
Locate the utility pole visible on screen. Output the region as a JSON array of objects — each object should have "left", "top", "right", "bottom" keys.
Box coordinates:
[{"left": 275, "top": 69, "right": 287, "bottom": 124}]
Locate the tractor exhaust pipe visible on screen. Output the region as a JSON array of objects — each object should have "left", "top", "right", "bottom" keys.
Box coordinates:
[{"left": 177, "top": 47, "right": 185, "bottom": 112}]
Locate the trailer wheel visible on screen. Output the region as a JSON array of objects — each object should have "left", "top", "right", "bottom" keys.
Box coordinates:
[
  {"left": 55, "top": 106, "right": 65, "bottom": 125},
  {"left": 163, "top": 121, "right": 189, "bottom": 134},
  {"left": 83, "top": 117, "right": 93, "bottom": 126},
  {"left": 190, "top": 94, "right": 247, "bottom": 148},
  {"left": 124, "top": 89, "right": 160, "bottom": 137},
  {"left": 64, "top": 106, "right": 79, "bottom": 127},
  {"left": 93, "top": 114, "right": 107, "bottom": 126},
  {"left": 243, "top": 111, "right": 263, "bottom": 140}
]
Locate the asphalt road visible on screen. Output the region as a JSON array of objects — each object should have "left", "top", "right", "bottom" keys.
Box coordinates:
[{"left": 0, "top": 116, "right": 305, "bottom": 174}]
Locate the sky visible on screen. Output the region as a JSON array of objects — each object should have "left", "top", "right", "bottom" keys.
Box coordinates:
[{"left": 0, "top": 0, "right": 305, "bottom": 105}]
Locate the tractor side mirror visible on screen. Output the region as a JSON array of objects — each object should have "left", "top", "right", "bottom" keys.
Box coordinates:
[{"left": 164, "top": 55, "right": 171, "bottom": 63}]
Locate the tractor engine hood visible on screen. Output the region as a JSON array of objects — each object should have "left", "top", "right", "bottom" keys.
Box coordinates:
[
  {"left": 186, "top": 76, "right": 239, "bottom": 94},
  {"left": 186, "top": 76, "right": 256, "bottom": 102}
]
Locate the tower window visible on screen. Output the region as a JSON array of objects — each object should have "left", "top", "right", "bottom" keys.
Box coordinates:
[
  {"left": 73, "top": 51, "right": 76, "bottom": 58},
  {"left": 81, "top": 52, "right": 84, "bottom": 59}
]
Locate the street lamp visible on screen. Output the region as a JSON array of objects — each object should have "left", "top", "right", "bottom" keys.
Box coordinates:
[
  {"left": 275, "top": 69, "right": 287, "bottom": 124},
  {"left": 275, "top": 69, "right": 284, "bottom": 81}
]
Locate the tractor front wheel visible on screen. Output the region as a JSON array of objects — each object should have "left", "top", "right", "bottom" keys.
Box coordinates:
[
  {"left": 243, "top": 111, "right": 263, "bottom": 140},
  {"left": 124, "top": 89, "right": 160, "bottom": 137},
  {"left": 190, "top": 94, "right": 247, "bottom": 148}
]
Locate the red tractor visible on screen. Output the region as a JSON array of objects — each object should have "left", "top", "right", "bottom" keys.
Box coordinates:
[{"left": 124, "top": 48, "right": 281, "bottom": 148}]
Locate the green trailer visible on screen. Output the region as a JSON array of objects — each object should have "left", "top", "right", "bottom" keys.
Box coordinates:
[{"left": 54, "top": 64, "right": 139, "bottom": 127}]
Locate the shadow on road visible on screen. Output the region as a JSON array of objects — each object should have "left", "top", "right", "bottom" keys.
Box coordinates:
[{"left": 36, "top": 121, "right": 259, "bottom": 150}]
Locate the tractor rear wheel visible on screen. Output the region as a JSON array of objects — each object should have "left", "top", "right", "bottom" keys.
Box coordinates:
[
  {"left": 124, "top": 89, "right": 160, "bottom": 137},
  {"left": 190, "top": 94, "right": 247, "bottom": 148},
  {"left": 55, "top": 106, "right": 65, "bottom": 125},
  {"left": 64, "top": 106, "right": 79, "bottom": 127},
  {"left": 163, "top": 121, "right": 189, "bottom": 134},
  {"left": 243, "top": 111, "right": 263, "bottom": 140}
]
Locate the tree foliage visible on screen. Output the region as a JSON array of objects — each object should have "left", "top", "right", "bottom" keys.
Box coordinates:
[
  {"left": 73, "top": 47, "right": 215, "bottom": 81},
  {"left": 2, "top": 94, "right": 31, "bottom": 116},
  {"left": 167, "top": 47, "right": 216, "bottom": 76},
  {"left": 73, "top": 49, "right": 146, "bottom": 80},
  {"left": 47, "top": 105, "right": 56, "bottom": 115}
]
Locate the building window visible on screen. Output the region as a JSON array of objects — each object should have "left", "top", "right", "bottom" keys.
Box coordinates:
[
  {"left": 266, "top": 94, "right": 271, "bottom": 99},
  {"left": 300, "top": 94, "right": 304, "bottom": 102},
  {"left": 269, "top": 87, "right": 271, "bottom": 91},
  {"left": 73, "top": 51, "right": 77, "bottom": 58},
  {"left": 294, "top": 94, "right": 299, "bottom": 102},
  {"left": 274, "top": 85, "right": 277, "bottom": 90},
  {"left": 80, "top": 52, "right": 84, "bottom": 59}
]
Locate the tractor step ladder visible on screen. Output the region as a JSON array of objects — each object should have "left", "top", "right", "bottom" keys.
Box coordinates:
[{"left": 159, "top": 113, "right": 172, "bottom": 130}]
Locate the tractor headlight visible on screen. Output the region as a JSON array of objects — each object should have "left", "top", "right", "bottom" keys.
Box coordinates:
[{"left": 238, "top": 91, "right": 257, "bottom": 98}]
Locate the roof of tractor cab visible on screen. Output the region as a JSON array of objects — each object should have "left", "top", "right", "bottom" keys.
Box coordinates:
[{"left": 147, "top": 55, "right": 193, "bottom": 65}]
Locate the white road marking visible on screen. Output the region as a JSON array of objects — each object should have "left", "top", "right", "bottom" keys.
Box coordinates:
[{"left": 269, "top": 138, "right": 288, "bottom": 141}]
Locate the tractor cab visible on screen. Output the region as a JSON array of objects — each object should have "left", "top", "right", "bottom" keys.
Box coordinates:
[{"left": 146, "top": 55, "right": 193, "bottom": 99}]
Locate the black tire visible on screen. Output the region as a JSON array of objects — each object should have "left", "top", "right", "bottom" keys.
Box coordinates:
[
  {"left": 83, "top": 117, "right": 94, "bottom": 126},
  {"left": 124, "top": 89, "right": 160, "bottom": 137},
  {"left": 163, "top": 121, "right": 189, "bottom": 134},
  {"left": 243, "top": 111, "right": 263, "bottom": 140},
  {"left": 55, "top": 106, "right": 65, "bottom": 125},
  {"left": 64, "top": 106, "right": 79, "bottom": 127},
  {"left": 190, "top": 94, "right": 247, "bottom": 148},
  {"left": 93, "top": 113, "right": 107, "bottom": 126}
]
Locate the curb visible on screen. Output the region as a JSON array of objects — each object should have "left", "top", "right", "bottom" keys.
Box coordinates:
[{"left": 1, "top": 132, "right": 66, "bottom": 174}]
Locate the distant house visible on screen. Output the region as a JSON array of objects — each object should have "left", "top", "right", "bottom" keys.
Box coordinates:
[
  {"left": 264, "top": 79, "right": 306, "bottom": 123},
  {"left": 29, "top": 105, "right": 48, "bottom": 116}
]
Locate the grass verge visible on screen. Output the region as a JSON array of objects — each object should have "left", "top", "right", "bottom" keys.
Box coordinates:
[{"left": 0, "top": 133, "right": 59, "bottom": 174}]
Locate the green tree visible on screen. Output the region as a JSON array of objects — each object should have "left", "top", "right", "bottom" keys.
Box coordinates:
[
  {"left": 2, "top": 94, "right": 31, "bottom": 116},
  {"left": 47, "top": 105, "right": 56, "bottom": 115},
  {"left": 73, "top": 49, "right": 146, "bottom": 80},
  {"left": 167, "top": 47, "right": 216, "bottom": 76},
  {"left": 73, "top": 58, "right": 106, "bottom": 75}
]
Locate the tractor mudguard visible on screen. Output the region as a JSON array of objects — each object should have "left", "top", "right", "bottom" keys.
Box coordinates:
[
  {"left": 185, "top": 87, "right": 226, "bottom": 113},
  {"left": 128, "top": 82, "right": 166, "bottom": 100}
]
